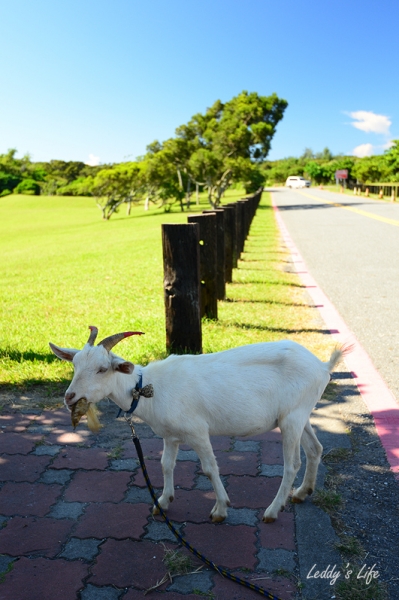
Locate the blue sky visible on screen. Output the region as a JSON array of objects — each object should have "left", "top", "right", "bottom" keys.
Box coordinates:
[{"left": 1, "top": 0, "right": 398, "bottom": 165}]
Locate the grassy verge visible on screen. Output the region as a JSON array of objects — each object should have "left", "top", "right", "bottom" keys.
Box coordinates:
[{"left": 0, "top": 189, "right": 335, "bottom": 403}]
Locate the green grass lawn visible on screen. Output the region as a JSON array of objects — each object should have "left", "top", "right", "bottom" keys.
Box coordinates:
[{"left": 0, "top": 189, "right": 333, "bottom": 396}]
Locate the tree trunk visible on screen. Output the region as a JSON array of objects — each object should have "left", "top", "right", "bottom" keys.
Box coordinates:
[
  {"left": 177, "top": 169, "right": 183, "bottom": 190},
  {"left": 186, "top": 177, "right": 191, "bottom": 210}
]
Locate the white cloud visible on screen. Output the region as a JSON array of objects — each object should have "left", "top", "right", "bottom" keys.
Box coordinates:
[
  {"left": 382, "top": 140, "right": 394, "bottom": 150},
  {"left": 349, "top": 111, "right": 391, "bottom": 136},
  {"left": 352, "top": 143, "right": 374, "bottom": 158},
  {"left": 86, "top": 153, "right": 100, "bottom": 166}
]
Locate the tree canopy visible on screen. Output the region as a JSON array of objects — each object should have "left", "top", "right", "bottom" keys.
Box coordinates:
[
  {"left": 262, "top": 142, "right": 399, "bottom": 186},
  {"left": 89, "top": 90, "right": 287, "bottom": 216},
  {"left": 5, "top": 94, "right": 398, "bottom": 215}
]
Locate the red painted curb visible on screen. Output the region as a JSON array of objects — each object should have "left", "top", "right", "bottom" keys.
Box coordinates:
[{"left": 272, "top": 194, "right": 399, "bottom": 479}]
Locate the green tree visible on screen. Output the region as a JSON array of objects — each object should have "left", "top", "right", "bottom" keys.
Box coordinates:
[
  {"left": 304, "top": 161, "right": 330, "bottom": 184},
  {"left": 262, "top": 157, "right": 303, "bottom": 184},
  {"left": 91, "top": 162, "right": 146, "bottom": 219},
  {"left": 315, "top": 147, "right": 334, "bottom": 161},
  {"left": 0, "top": 149, "right": 23, "bottom": 193},
  {"left": 45, "top": 160, "right": 86, "bottom": 184},
  {"left": 300, "top": 148, "right": 314, "bottom": 161},
  {"left": 384, "top": 140, "right": 399, "bottom": 181},
  {"left": 187, "top": 91, "right": 287, "bottom": 206},
  {"left": 351, "top": 155, "right": 390, "bottom": 183},
  {"left": 14, "top": 179, "right": 40, "bottom": 195},
  {"left": 141, "top": 149, "right": 186, "bottom": 212}
]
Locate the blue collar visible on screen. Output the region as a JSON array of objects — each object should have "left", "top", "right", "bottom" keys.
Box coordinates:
[{"left": 116, "top": 370, "right": 142, "bottom": 418}]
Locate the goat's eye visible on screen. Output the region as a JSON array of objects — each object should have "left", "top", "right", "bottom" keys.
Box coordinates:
[{"left": 97, "top": 367, "right": 108, "bottom": 374}]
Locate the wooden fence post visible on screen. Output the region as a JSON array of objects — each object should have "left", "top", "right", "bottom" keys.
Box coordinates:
[
  {"left": 187, "top": 213, "right": 218, "bottom": 320},
  {"left": 226, "top": 203, "right": 238, "bottom": 268},
  {"left": 203, "top": 209, "right": 226, "bottom": 300},
  {"left": 235, "top": 201, "right": 245, "bottom": 258},
  {"left": 220, "top": 205, "right": 235, "bottom": 283},
  {"left": 162, "top": 223, "right": 202, "bottom": 354},
  {"left": 238, "top": 199, "right": 250, "bottom": 241}
]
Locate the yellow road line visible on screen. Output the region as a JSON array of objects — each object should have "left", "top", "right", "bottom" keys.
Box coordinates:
[{"left": 297, "top": 190, "right": 399, "bottom": 227}]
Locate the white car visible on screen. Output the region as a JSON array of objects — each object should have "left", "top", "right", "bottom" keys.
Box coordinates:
[{"left": 285, "top": 176, "right": 311, "bottom": 188}]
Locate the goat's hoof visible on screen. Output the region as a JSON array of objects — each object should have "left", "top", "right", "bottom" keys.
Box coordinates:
[
  {"left": 210, "top": 514, "right": 225, "bottom": 523},
  {"left": 152, "top": 505, "right": 162, "bottom": 515},
  {"left": 263, "top": 516, "right": 276, "bottom": 524},
  {"left": 291, "top": 496, "right": 303, "bottom": 504}
]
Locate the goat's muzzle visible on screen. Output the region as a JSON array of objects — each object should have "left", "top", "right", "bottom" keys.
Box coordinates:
[
  {"left": 65, "top": 392, "right": 77, "bottom": 407},
  {"left": 70, "top": 398, "right": 102, "bottom": 433}
]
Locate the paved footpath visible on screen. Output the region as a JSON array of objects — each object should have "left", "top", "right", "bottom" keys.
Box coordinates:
[{"left": 0, "top": 389, "right": 354, "bottom": 600}]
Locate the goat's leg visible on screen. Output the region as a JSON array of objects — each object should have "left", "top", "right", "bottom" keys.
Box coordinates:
[
  {"left": 292, "top": 420, "right": 322, "bottom": 502},
  {"left": 153, "top": 437, "right": 179, "bottom": 515},
  {"left": 190, "top": 436, "right": 230, "bottom": 523},
  {"left": 263, "top": 417, "right": 302, "bottom": 523}
]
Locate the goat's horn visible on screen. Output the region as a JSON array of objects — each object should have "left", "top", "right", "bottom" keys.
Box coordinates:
[
  {"left": 98, "top": 331, "right": 144, "bottom": 352},
  {"left": 87, "top": 326, "right": 98, "bottom": 346}
]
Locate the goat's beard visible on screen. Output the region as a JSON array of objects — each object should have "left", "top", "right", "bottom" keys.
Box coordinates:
[{"left": 71, "top": 398, "right": 102, "bottom": 433}]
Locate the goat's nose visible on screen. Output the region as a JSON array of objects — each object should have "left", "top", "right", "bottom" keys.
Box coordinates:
[{"left": 65, "top": 392, "right": 76, "bottom": 402}]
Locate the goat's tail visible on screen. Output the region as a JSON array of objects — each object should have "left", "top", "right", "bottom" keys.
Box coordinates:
[{"left": 327, "top": 342, "right": 353, "bottom": 373}]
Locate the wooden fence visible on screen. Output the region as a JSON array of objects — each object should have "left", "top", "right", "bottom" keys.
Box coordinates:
[
  {"left": 350, "top": 182, "right": 398, "bottom": 201},
  {"left": 161, "top": 189, "right": 263, "bottom": 354}
]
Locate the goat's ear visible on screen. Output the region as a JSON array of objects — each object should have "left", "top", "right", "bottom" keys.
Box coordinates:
[
  {"left": 111, "top": 357, "right": 135, "bottom": 375},
  {"left": 49, "top": 343, "right": 79, "bottom": 362}
]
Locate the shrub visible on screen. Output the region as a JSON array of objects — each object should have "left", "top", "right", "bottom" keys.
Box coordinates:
[
  {"left": 14, "top": 178, "right": 41, "bottom": 195},
  {"left": 0, "top": 172, "right": 21, "bottom": 193}
]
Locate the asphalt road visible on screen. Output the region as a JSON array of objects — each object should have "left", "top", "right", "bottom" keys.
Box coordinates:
[{"left": 271, "top": 187, "right": 399, "bottom": 404}]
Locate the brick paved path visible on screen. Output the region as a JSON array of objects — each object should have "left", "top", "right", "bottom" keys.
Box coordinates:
[{"left": 0, "top": 400, "right": 301, "bottom": 600}]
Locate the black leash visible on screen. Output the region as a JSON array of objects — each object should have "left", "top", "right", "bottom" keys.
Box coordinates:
[{"left": 124, "top": 414, "right": 282, "bottom": 599}]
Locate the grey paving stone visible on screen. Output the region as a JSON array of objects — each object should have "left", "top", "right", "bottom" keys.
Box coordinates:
[
  {"left": 125, "top": 485, "right": 161, "bottom": 504},
  {"left": 295, "top": 500, "right": 341, "bottom": 599},
  {"left": 33, "top": 445, "right": 62, "bottom": 456},
  {"left": 109, "top": 458, "right": 139, "bottom": 472},
  {"left": 0, "top": 554, "right": 15, "bottom": 574},
  {"left": 260, "top": 464, "right": 284, "bottom": 477},
  {"left": 177, "top": 449, "right": 199, "bottom": 461},
  {"left": 49, "top": 501, "right": 86, "bottom": 519},
  {"left": 60, "top": 538, "right": 102, "bottom": 561},
  {"left": 39, "top": 469, "right": 73, "bottom": 485},
  {"left": 257, "top": 548, "right": 296, "bottom": 574},
  {"left": 234, "top": 440, "right": 260, "bottom": 453},
  {"left": 80, "top": 584, "right": 122, "bottom": 600},
  {"left": 144, "top": 520, "right": 182, "bottom": 543},
  {"left": 167, "top": 570, "right": 213, "bottom": 594},
  {"left": 195, "top": 475, "right": 213, "bottom": 491},
  {"left": 27, "top": 425, "right": 54, "bottom": 434},
  {"left": 225, "top": 507, "right": 258, "bottom": 526}
]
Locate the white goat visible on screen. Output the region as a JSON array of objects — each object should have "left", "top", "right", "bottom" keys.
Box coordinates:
[{"left": 49, "top": 327, "right": 343, "bottom": 523}]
